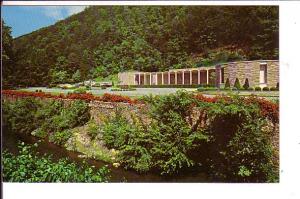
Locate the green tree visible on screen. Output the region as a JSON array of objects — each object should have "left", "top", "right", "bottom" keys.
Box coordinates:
[
  {"left": 243, "top": 78, "right": 250, "bottom": 90},
  {"left": 72, "top": 69, "right": 81, "bottom": 82},
  {"left": 234, "top": 78, "right": 241, "bottom": 89},
  {"left": 225, "top": 78, "right": 231, "bottom": 89},
  {"left": 49, "top": 68, "right": 68, "bottom": 84},
  {"left": 2, "top": 19, "right": 15, "bottom": 88}
]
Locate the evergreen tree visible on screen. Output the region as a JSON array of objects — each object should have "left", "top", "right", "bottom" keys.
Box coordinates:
[
  {"left": 243, "top": 78, "right": 250, "bottom": 90},
  {"left": 234, "top": 78, "right": 241, "bottom": 89},
  {"left": 2, "top": 19, "right": 15, "bottom": 88},
  {"left": 225, "top": 78, "right": 231, "bottom": 89}
]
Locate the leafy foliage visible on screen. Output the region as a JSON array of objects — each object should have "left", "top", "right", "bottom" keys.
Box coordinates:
[
  {"left": 2, "top": 142, "right": 110, "bottom": 182},
  {"left": 3, "top": 98, "right": 90, "bottom": 144},
  {"left": 101, "top": 91, "right": 278, "bottom": 182},
  {"left": 243, "top": 78, "right": 250, "bottom": 90},
  {"left": 2, "top": 20, "right": 15, "bottom": 89},
  {"left": 102, "top": 91, "right": 209, "bottom": 174},
  {"left": 49, "top": 130, "right": 73, "bottom": 146},
  {"left": 2, "top": 98, "right": 41, "bottom": 134},
  {"left": 225, "top": 78, "right": 231, "bottom": 89},
  {"left": 233, "top": 78, "right": 241, "bottom": 89},
  {"left": 202, "top": 97, "right": 278, "bottom": 182}
]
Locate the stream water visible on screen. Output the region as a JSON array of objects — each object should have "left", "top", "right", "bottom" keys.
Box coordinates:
[{"left": 2, "top": 127, "right": 209, "bottom": 183}]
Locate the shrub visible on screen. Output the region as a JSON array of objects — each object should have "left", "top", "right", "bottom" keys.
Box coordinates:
[
  {"left": 50, "top": 100, "right": 90, "bottom": 132},
  {"left": 270, "top": 87, "right": 277, "bottom": 91},
  {"left": 225, "top": 78, "right": 230, "bottom": 89},
  {"left": 204, "top": 97, "right": 278, "bottom": 182},
  {"left": 101, "top": 91, "right": 278, "bottom": 181},
  {"left": 87, "top": 120, "right": 100, "bottom": 140},
  {"left": 102, "top": 93, "right": 135, "bottom": 104},
  {"left": 3, "top": 98, "right": 90, "bottom": 139},
  {"left": 243, "top": 78, "right": 250, "bottom": 90},
  {"left": 73, "top": 87, "right": 87, "bottom": 94},
  {"left": 2, "top": 98, "right": 41, "bottom": 134},
  {"left": 263, "top": 87, "right": 270, "bottom": 91},
  {"left": 248, "top": 87, "right": 254, "bottom": 91},
  {"left": 31, "top": 128, "right": 47, "bottom": 138},
  {"left": 197, "top": 86, "right": 217, "bottom": 92},
  {"left": 49, "top": 130, "right": 73, "bottom": 146},
  {"left": 255, "top": 87, "right": 262, "bottom": 91},
  {"left": 85, "top": 85, "right": 91, "bottom": 90},
  {"left": 110, "top": 87, "right": 122, "bottom": 91},
  {"left": 233, "top": 78, "right": 241, "bottom": 89},
  {"left": 103, "top": 91, "right": 209, "bottom": 174},
  {"left": 2, "top": 143, "right": 110, "bottom": 182}
]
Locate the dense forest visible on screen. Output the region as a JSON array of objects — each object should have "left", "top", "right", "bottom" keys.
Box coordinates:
[{"left": 2, "top": 6, "right": 278, "bottom": 88}]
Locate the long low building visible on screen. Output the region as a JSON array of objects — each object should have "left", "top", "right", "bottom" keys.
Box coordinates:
[{"left": 118, "top": 60, "right": 279, "bottom": 88}]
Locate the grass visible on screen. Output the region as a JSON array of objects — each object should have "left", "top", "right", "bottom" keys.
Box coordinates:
[{"left": 197, "top": 90, "right": 279, "bottom": 97}]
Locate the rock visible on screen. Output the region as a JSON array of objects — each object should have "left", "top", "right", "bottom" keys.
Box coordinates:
[
  {"left": 112, "top": 163, "right": 120, "bottom": 168},
  {"left": 78, "top": 154, "right": 87, "bottom": 158}
]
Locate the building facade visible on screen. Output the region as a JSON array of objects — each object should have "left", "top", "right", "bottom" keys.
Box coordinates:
[{"left": 118, "top": 60, "right": 279, "bottom": 88}]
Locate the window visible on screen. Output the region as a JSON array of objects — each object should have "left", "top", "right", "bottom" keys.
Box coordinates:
[{"left": 259, "top": 63, "right": 267, "bottom": 84}]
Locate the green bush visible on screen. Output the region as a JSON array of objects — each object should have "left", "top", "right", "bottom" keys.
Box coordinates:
[
  {"left": 49, "top": 130, "right": 73, "bottom": 146},
  {"left": 204, "top": 98, "right": 277, "bottom": 182},
  {"left": 3, "top": 98, "right": 90, "bottom": 140},
  {"left": 73, "top": 87, "right": 87, "bottom": 94},
  {"left": 255, "top": 87, "right": 262, "bottom": 91},
  {"left": 31, "top": 128, "right": 47, "bottom": 138},
  {"left": 243, "top": 78, "right": 250, "bottom": 90},
  {"left": 197, "top": 86, "right": 217, "bottom": 92},
  {"left": 102, "top": 91, "right": 209, "bottom": 174},
  {"left": 225, "top": 78, "right": 230, "bottom": 89},
  {"left": 2, "top": 142, "right": 110, "bottom": 182},
  {"left": 270, "top": 87, "right": 277, "bottom": 91},
  {"left": 233, "top": 78, "right": 241, "bottom": 89},
  {"left": 87, "top": 120, "right": 100, "bottom": 140},
  {"left": 85, "top": 85, "right": 91, "bottom": 90},
  {"left": 110, "top": 86, "right": 122, "bottom": 91},
  {"left": 2, "top": 98, "right": 41, "bottom": 134},
  {"left": 262, "top": 87, "right": 270, "bottom": 91},
  {"left": 101, "top": 91, "right": 278, "bottom": 182}
]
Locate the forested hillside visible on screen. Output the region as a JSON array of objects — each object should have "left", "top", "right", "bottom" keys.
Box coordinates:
[{"left": 3, "top": 6, "right": 278, "bottom": 87}]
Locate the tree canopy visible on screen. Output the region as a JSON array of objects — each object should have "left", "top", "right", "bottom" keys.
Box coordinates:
[{"left": 2, "top": 6, "right": 278, "bottom": 87}]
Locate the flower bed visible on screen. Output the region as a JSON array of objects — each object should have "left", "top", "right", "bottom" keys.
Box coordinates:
[{"left": 2, "top": 90, "right": 137, "bottom": 104}]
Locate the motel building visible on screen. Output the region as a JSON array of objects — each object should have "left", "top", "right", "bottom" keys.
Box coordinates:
[{"left": 118, "top": 60, "right": 279, "bottom": 88}]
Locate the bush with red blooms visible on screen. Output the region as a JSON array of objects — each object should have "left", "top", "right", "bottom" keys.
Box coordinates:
[
  {"left": 101, "top": 93, "right": 136, "bottom": 104},
  {"left": 243, "top": 95, "right": 279, "bottom": 124},
  {"left": 2, "top": 90, "right": 137, "bottom": 104},
  {"left": 193, "top": 94, "right": 233, "bottom": 104}
]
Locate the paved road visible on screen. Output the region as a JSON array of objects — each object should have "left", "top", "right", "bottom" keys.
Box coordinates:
[{"left": 23, "top": 87, "right": 197, "bottom": 97}]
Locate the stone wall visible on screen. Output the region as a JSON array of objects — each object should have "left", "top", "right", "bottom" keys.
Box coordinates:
[
  {"left": 89, "top": 101, "right": 149, "bottom": 126},
  {"left": 223, "top": 60, "right": 279, "bottom": 88}
]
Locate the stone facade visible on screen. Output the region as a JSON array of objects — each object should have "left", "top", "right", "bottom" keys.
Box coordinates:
[
  {"left": 223, "top": 60, "right": 279, "bottom": 88},
  {"left": 118, "top": 60, "right": 279, "bottom": 88}
]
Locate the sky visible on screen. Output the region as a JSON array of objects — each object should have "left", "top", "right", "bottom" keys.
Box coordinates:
[{"left": 2, "top": 6, "right": 88, "bottom": 38}]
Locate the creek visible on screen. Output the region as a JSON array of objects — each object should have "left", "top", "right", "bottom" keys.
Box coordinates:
[{"left": 2, "top": 126, "right": 209, "bottom": 182}]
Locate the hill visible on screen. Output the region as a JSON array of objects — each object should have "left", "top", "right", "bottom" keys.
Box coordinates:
[{"left": 3, "top": 6, "right": 278, "bottom": 87}]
